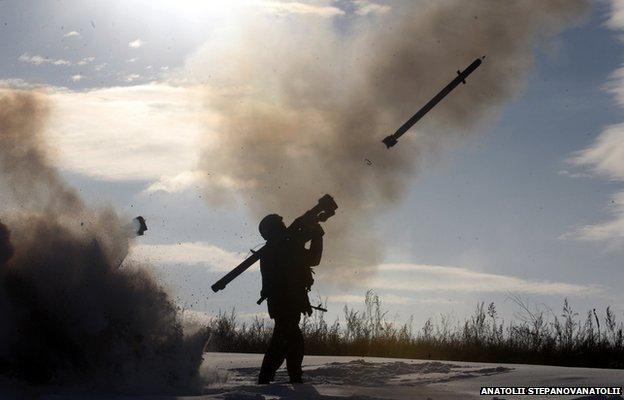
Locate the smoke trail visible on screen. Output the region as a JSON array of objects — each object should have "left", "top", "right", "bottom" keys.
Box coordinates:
[
  {"left": 195, "top": 0, "right": 587, "bottom": 280},
  {"left": 0, "top": 90, "right": 206, "bottom": 392}
]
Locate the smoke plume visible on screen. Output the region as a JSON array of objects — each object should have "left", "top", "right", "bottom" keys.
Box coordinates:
[
  {"left": 196, "top": 0, "right": 587, "bottom": 280},
  {"left": 0, "top": 90, "right": 206, "bottom": 392}
]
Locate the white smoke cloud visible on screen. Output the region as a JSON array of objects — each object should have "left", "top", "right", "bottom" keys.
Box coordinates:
[{"left": 186, "top": 0, "right": 588, "bottom": 281}]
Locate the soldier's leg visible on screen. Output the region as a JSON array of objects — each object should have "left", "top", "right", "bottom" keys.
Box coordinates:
[
  {"left": 258, "top": 318, "right": 287, "bottom": 383},
  {"left": 285, "top": 314, "right": 304, "bottom": 383}
]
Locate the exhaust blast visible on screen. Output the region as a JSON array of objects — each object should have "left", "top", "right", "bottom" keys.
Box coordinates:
[
  {"left": 195, "top": 0, "right": 588, "bottom": 281},
  {"left": 0, "top": 90, "right": 206, "bottom": 392}
]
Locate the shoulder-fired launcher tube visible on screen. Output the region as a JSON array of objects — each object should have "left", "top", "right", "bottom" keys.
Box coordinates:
[
  {"left": 382, "top": 57, "right": 484, "bottom": 148},
  {"left": 211, "top": 194, "right": 337, "bottom": 293}
]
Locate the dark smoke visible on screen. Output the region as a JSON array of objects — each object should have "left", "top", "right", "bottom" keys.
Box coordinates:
[
  {"left": 0, "top": 222, "right": 13, "bottom": 266},
  {"left": 197, "top": 0, "right": 588, "bottom": 280},
  {"left": 0, "top": 90, "right": 206, "bottom": 392}
]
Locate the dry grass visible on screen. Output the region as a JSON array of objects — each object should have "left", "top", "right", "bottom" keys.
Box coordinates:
[{"left": 204, "top": 291, "right": 624, "bottom": 368}]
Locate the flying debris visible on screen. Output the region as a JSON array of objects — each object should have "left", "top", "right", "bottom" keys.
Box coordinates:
[
  {"left": 133, "top": 215, "right": 148, "bottom": 236},
  {"left": 116, "top": 216, "right": 149, "bottom": 269},
  {"left": 382, "top": 57, "right": 485, "bottom": 148}
]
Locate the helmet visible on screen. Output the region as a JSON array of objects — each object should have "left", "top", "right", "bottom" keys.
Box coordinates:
[{"left": 259, "top": 214, "right": 285, "bottom": 240}]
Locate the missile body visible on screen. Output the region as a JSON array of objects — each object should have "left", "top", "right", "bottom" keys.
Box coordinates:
[{"left": 382, "top": 57, "right": 483, "bottom": 148}]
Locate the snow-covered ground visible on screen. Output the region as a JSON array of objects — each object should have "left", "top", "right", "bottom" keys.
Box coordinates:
[
  {"left": 7, "top": 352, "right": 624, "bottom": 399},
  {"left": 199, "top": 353, "right": 624, "bottom": 400}
]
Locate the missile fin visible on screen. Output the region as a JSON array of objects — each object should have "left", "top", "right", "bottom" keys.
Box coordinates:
[
  {"left": 457, "top": 70, "right": 466, "bottom": 84},
  {"left": 382, "top": 135, "right": 398, "bottom": 148}
]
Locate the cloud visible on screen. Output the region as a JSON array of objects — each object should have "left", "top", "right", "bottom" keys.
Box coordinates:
[
  {"left": 144, "top": 170, "right": 204, "bottom": 194},
  {"left": 260, "top": 1, "right": 345, "bottom": 17},
  {"left": 94, "top": 63, "right": 107, "bottom": 71},
  {"left": 124, "top": 73, "right": 142, "bottom": 82},
  {"left": 130, "top": 243, "right": 595, "bottom": 298},
  {"left": 127, "top": 57, "right": 140, "bottom": 63},
  {"left": 563, "top": 192, "right": 624, "bottom": 243},
  {"left": 569, "top": 123, "right": 624, "bottom": 181},
  {"left": 362, "top": 263, "right": 602, "bottom": 296},
  {"left": 353, "top": 0, "right": 391, "bottom": 16},
  {"left": 563, "top": 1, "right": 624, "bottom": 244},
  {"left": 70, "top": 74, "right": 84, "bottom": 82},
  {"left": 18, "top": 53, "right": 71, "bottom": 66},
  {"left": 607, "top": 0, "right": 624, "bottom": 30},
  {"left": 326, "top": 293, "right": 413, "bottom": 305},
  {"left": 0, "top": 79, "right": 40, "bottom": 90},
  {"left": 144, "top": 170, "right": 255, "bottom": 194},
  {"left": 77, "top": 56, "right": 95, "bottom": 66},
  {"left": 63, "top": 30, "right": 80, "bottom": 38},
  {"left": 53, "top": 59, "right": 71, "bottom": 66},
  {"left": 40, "top": 83, "right": 207, "bottom": 182},
  {"left": 128, "top": 242, "right": 245, "bottom": 272},
  {"left": 606, "top": 65, "right": 624, "bottom": 107},
  {"left": 129, "top": 38, "right": 144, "bottom": 48},
  {"left": 557, "top": 169, "right": 592, "bottom": 179}
]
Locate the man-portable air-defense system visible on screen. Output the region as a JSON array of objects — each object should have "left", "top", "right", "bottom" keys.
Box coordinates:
[
  {"left": 212, "top": 55, "right": 486, "bottom": 298},
  {"left": 211, "top": 194, "right": 338, "bottom": 294}
]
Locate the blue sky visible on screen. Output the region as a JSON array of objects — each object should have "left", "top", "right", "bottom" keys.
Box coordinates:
[{"left": 2, "top": 0, "right": 624, "bottom": 327}]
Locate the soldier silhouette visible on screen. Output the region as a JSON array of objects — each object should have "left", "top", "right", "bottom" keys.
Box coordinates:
[{"left": 257, "top": 213, "right": 324, "bottom": 384}]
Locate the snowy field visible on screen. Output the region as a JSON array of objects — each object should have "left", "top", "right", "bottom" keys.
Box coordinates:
[
  {"left": 12, "top": 352, "right": 622, "bottom": 400},
  {"left": 197, "top": 353, "right": 624, "bottom": 400}
]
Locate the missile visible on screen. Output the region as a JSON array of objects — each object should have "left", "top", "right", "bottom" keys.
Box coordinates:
[{"left": 382, "top": 57, "right": 484, "bottom": 148}]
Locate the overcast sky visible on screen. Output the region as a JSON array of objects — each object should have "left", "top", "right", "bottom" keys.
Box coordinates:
[{"left": 2, "top": 0, "right": 624, "bottom": 327}]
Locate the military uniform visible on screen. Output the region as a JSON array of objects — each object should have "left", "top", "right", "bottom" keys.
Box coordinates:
[{"left": 258, "top": 224, "right": 323, "bottom": 383}]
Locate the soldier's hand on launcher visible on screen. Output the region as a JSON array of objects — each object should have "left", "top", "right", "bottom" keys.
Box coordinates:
[{"left": 309, "top": 223, "right": 324, "bottom": 237}]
